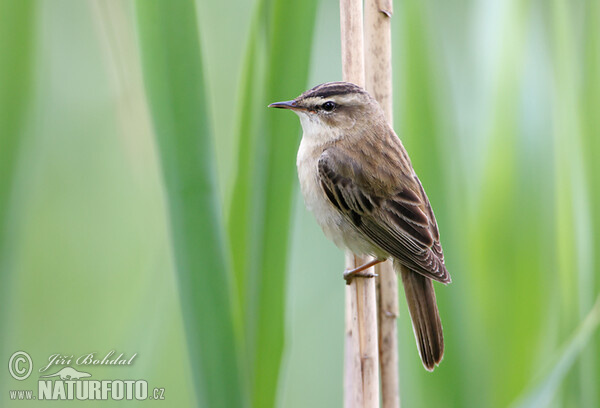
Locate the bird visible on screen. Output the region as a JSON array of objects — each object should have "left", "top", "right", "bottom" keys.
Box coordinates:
[{"left": 268, "top": 81, "right": 450, "bottom": 371}]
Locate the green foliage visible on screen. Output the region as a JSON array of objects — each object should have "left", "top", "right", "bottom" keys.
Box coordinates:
[
  {"left": 0, "top": 1, "right": 598, "bottom": 407},
  {"left": 512, "top": 296, "right": 600, "bottom": 408},
  {"left": 227, "top": 1, "right": 319, "bottom": 406},
  {"left": 0, "top": 0, "right": 36, "bottom": 325},
  {"left": 134, "top": 1, "right": 243, "bottom": 406}
]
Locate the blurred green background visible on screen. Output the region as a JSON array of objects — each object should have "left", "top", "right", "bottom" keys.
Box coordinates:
[{"left": 1, "top": 0, "right": 599, "bottom": 407}]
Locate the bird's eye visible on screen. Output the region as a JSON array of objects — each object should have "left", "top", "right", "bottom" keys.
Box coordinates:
[{"left": 322, "top": 101, "right": 336, "bottom": 112}]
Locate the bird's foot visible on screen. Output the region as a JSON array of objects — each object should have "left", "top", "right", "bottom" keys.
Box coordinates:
[
  {"left": 343, "top": 269, "right": 378, "bottom": 285},
  {"left": 343, "top": 258, "right": 384, "bottom": 285}
]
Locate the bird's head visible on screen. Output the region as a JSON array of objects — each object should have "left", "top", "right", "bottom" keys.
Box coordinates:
[{"left": 268, "top": 82, "right": 382, "bottom": 135}]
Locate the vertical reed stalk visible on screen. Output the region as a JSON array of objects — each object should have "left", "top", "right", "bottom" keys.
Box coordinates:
[
  {"left": 340, "top": 1, "right": 379, "bottom": 407},
  {"left": 364, "top": 0, "right": 398, "bottom": 407}
]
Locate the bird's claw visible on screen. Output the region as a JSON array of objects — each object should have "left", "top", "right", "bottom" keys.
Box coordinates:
[{"left": 343, "top": 269, "right": 378, "bottom": 285}]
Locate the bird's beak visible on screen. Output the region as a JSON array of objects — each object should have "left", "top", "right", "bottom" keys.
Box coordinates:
[{"left": 268, "top": 100, "right": 299, "bottom": 110}]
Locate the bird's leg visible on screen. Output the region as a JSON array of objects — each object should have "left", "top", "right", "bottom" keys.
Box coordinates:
[{"left": 343, "top": 258, "right": 383, "bottom": 284}]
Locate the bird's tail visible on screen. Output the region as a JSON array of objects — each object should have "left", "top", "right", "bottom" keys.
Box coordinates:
[{"left": 395, "top": 260, "right": 444, "bottom": 371}]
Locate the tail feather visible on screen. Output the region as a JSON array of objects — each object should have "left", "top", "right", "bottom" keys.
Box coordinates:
[{"left": 396, "top": 260, "right": 444, "bottom": 371}]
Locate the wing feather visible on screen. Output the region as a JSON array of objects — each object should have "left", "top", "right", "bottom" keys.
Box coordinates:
[{"left": 318, "top": 148, "right": 450, "bottom": 284}]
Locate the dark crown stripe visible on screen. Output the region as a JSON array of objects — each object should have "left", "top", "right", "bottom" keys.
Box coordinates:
[{"left": 302, "top": 82, "right": 364, "bottom": 99}]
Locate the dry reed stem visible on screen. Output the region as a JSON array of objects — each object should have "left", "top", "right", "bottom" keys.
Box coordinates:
[
  {"left": 340, "top": 1, "right": 379, "bottom": 407},
  {"left": 340, "top": 0, "right": 365, "bottom": 86},
  {"left": 344, "top": 276, "right": 363, "bottom": 408},
  {"left": 344, "top": 252, "right": 380, "bottom": 408},
  {"left": 374, "top": 261, "right": 399, "bottom": 407},
  {"left": 364, "top": 1, "right": 399, "bottom": 407}
]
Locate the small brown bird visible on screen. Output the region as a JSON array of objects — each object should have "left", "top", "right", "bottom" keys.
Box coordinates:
[{"left": 269, "top": 81, "right": 450, "bottom": 371}]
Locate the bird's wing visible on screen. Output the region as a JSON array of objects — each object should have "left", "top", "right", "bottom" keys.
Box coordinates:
[{"left": 317, "top": 147, "right": 450, "bottom": 283}]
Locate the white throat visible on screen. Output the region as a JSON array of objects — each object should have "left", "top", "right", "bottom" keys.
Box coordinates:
[{"left": 296, "top": 111, "right": 345, "bottom": 147}]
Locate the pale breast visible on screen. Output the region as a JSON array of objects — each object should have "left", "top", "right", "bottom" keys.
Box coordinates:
[
  {"left": 296, "top": 137, "right": 339, "bottom": 225},
  {"left": 296, "top": 136, "right": 376, "bottom": 256}
]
